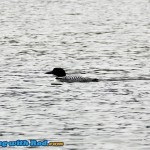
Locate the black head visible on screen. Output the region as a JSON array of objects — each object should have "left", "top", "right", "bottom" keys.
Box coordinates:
[{"left": 45, "top": 68, "right": 66, "bottom": 77}]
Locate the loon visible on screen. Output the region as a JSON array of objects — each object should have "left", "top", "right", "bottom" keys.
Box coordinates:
[{"left": 45, "top": 68, "right": 99, "bottom": 83}]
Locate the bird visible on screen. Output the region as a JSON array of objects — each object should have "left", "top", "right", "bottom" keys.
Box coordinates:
[{"left": 45, "top": 68, "right": 99, "bottom": 83}]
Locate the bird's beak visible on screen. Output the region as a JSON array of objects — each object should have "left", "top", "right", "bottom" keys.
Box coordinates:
[{"left": 45, "top": 71, "right": 53, "bottom": 74}]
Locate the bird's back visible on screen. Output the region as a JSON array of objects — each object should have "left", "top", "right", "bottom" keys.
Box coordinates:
[{"left": 56, "top": 75, "right": 98, "bottom": 82}]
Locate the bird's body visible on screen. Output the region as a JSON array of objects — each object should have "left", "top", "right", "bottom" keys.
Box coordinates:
[
  {"left": 56, "top": 75, "right": 98, "bottom": 83},
  {"left": 45, "top": 68, "right": 99, "bottom": 83}
]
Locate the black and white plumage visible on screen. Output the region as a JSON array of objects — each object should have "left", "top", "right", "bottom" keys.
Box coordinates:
[{"left": 45, "top": 68, "right": 99, "bottom": 83}]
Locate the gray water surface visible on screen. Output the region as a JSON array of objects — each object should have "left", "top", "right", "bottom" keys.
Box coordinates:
[{"left": 0, "top": 0, "right": 150, "bottom": 149}]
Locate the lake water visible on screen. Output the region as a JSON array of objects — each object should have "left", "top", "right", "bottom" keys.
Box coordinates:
[{"left": 0, "top": 0, "right": 150, "bottom": 149}]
